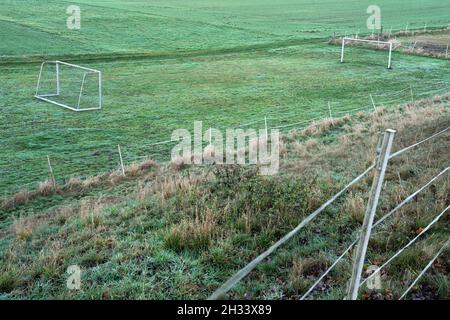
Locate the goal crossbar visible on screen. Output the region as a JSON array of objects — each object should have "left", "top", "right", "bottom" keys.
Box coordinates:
[
  {"left": 340, "top": 37, "right": 393, "bottom": 69},
  {"left": 35, "top": 60, "right": 102, "bottom": 112}
]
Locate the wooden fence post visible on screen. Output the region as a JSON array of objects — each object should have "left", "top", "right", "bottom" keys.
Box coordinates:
[{"left": 347, "top": 129, "right": 396, "bottom": 300}]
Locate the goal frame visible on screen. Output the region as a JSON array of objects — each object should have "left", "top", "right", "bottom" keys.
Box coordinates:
[
  {"left": 340, "top": 38, "right": 393, "bottom": 69},
  {"left": 35, "top": 61, "right": 102, "bottom": 112}
]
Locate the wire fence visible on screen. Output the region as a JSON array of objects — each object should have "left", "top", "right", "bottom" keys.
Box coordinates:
[
  {"left": 208, "top": 127, "right": 450, "bottom": 300},
  {"left": 1, "top": 81, "right": 449, "bottom": 197},
  {"left": 300, "top": 166, "right": 450, "bottom": 300},
  {"left": 401, "top": 41, "right": 450, "bottom": 59}
]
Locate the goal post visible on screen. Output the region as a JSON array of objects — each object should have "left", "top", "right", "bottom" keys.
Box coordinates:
[
  {"left": 35, "top": 61, "right": 102, "bottom": 111},
  {"left": 340, "top": 38, "right": 393, "bottom": 69}
]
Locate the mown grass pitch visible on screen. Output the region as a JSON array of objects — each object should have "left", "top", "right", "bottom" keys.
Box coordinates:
[{"left": 1, "top": 42, "right": 450, "bottom": 194}]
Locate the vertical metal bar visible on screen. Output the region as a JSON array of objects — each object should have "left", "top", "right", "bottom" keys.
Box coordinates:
[
  {"left": 446, "top": 45, "right": 449, "bottom": 59},
  {"left": 370, "top": 94, "right": 377, "bottom": 111},
  {"left": 98, "top": 71, "right": 102, "bottom": 109},
  {"left": 388, "top": 43, "right": 392, "bottom": 69},
  {"left": 77, "top": 73, "right": 87, "bottom": 111},
  {"left": 56, "top": 62, "right": 60, "bottom": 95},
  {"left": 347, "top": 129, "right": 396, "bottom": 300},
  {"left": 340, "top": 38, "right": 346, "bottom": 63},
  {"left": 410, "top": 85, "right": 414, "bottom": 103},
  {"left": 35, "top": 62, "right": 46, "bottom": 96}
]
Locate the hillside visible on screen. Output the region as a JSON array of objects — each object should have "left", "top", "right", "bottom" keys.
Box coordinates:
[{"left": 1, "top": 94, "right": 448, "bottom": 299}]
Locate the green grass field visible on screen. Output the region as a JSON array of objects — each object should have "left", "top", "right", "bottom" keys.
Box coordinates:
[
  {"left": 0, "top": 0, "right": 449, "bottom": 301},
  {"left": 1, "top": 0, "right": 450, "bottom": 195},
  {"left": 1, "top": 0, "right": 449, "bottom": 58}
]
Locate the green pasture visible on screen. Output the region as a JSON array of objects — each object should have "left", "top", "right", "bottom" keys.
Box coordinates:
[
  {"left": 1, "top": 41, "right": 450, "bottom": 194},
  {"left": 0, "top": 0, "right": 449, "bottom": 58},
  {"left": 0, "top": 0, "right": 450, "bottom": 194}
]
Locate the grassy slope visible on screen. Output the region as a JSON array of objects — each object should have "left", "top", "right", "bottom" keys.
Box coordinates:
[
  {"left": 0, "top": 0, "right": 449, "bottom": 300},
  {"left": 0, "top": 95, "right": 448, "bottom": 299}
]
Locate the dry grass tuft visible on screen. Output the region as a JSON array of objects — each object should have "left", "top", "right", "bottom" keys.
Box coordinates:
[
  {"left": 138, "top": 159, "right": 159, "bottom": 171},
  {"left": 301, "top": 116, "right": 349, "bottom": 137},
  {"left": 82, "top": 175, "right": 103, "bottom": 189},
  {"left": 66, "top": 177, "right": 83, "bottom": 192},
  {"left": 126, "top": 159, "right": 159, "bottom": 177},
  {"left": 170, "top": 154, "right": 192, "bottom": 171},
  {"left": 164, "top": 208, "right": 217, "bottom": 251},
  {"left": 80, "top": 199, "right": 106, "bottom": 227},
  {"left": 305, "top": 139, "right": 319, "bottom": 151},
  {"left": 342, "top": 193, "right": 366, "bottom": 224},
  {"left": 12, "top": 216, "right": 33, "bottom": 241},
  {"left": 108, "top": 171, "right": 126, "bottom": 185},
  {"left": 2, "top": 189, "right": 32, "bottom": 209},
  {"left": 37, "top": 180, "right": 56, "bottom": 196}
]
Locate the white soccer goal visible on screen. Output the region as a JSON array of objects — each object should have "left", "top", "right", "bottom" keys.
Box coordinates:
[
  {"left": 340, "top": 38, "right": 393, "bottom": 69},
  {"left": 35, "top": 61, "right": 102, "bottom": 111}
]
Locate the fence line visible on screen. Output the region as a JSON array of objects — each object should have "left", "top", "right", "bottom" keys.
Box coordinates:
[
  {"left": 359, "top": 204, "right": 450, "bottom": 288},
  {"left": 300, "top": 166, "right": 449, "bottom": 299},
  {"left": 300, "top": 238, "right": 356, "bottom": 300},
  {"left": 399, "top": 238, "right": 450, "bottom": 300},
  {"left": 208, "top": 164, "right": 375, "bottom": 300},
  {"left": 389, "top": 127, "right": 450, "bottom": 159},
  {"left": 208, "top": 128, "right": 448, "bottom": 299},
  {"left": 1, "top": 83, "right": 449, "bottom": 195}
]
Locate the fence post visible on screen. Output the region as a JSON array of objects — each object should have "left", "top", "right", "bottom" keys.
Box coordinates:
[
  {"left": 388, "top": 42, "right": 393, "bottom": 69},
  {"left": 47, "top": 155, "right": 56, "bottom": 188},
  {"left": 264, "top": 116, "right": 268, "bottom": 140},
  {"left": 340, "top": 38, "right": 346, "bottom": 63},
  {"left": 347, "top": 129, "right": 396, "bottom": 300},
  {"left": 118, "top": 144, "right": 125, "bottom": 176},
  {"left": 410, "top": 85, "right": 414, "bottom": 104},
  {"left": 328, "top": 101, "right": 334, "bottom": 124},
  {"left": 370, "top": 94, "right": 377, "bottom": 111}
]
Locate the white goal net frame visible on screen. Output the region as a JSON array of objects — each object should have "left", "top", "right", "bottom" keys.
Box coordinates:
[
  {"left": 340, "top": 38, "right": 393, "bottom": 69},
  {"left": 35, "top": 61, "right": 102, "bottom": 111}
]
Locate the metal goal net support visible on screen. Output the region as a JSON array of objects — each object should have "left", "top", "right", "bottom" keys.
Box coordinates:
[
  {"left": 340, "top": 38, "right": 393, "bottom": 69},
  {"left": 35, "top": 61, "right": 102, "bottom": 111}
]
